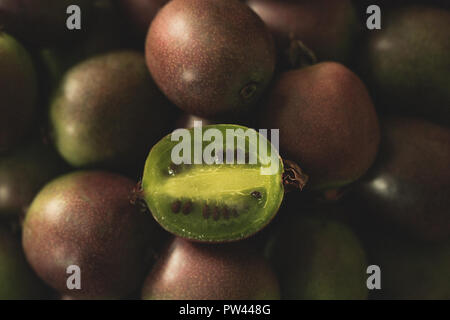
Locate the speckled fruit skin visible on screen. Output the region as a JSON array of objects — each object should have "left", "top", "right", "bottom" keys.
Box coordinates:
[
  {"left": 142, "top": 238, "right": 280, "bottom": 300},
  {"left": 50, "top": 50, "right": 174, "bottom": 171},
  {"left": 118, "top": 0, "right": 169, "bottom": 38},
  {"left": 22, "top": 171, "right": 165, "bottom": 299},
  {"left": 247, "top": 0, "right": 359, "bottom": 64},
  {"left": 361, "top": 6, "right": 450, "bottom": 125},
  {"left": 0, "top": 141, "right": 67, "bottom": 219},
  {"left": 354, "top": 117, "right": 450, "bottom": 243},
  {"left": 145, "top": 0, "right": 276, "bottom": 118},
  {"left": 0, "top": 226, "right": 50, "bottom": 300},
  {"left": 268, "top": 214, "right": 368, "bottom": 300},
  {"left": 260, "top": 62, "right": 380, "bottom": 190},
  {"left": 0, "top": 33, "right": 37, "bottom": 153},
  {"left": 0, "top": 0, "right": 93, "bottom": 45}
]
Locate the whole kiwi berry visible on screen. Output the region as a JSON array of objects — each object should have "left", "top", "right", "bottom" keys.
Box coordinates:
[
  {"left": 268, "top": 214, "right": 368, "bottom": 300},
  {"left": 246, "top": 0, "right": 360, "bottom": 65},
  {"left": 360, "top": 6, "right": 450, "bottom": 125},
  {"left": 0, "top": 32, "right": 38, "bottom": 153},
  {"left": 259, "top": 62, "right": 380, "bottom": 190},
  {"left": 0, "top": 0, "right": 94, "bottom": 46},
  {"left": 0, "top": 140, "right": 67, "bottom": 219},
  {"left": 354, "top": 117, "right": 450, "bottom": 243},
  {"left": 49, "top": 50, "right": 175, "bottom": 172},
  {"left": 145, "top": 0, "right": 276, "bottom": 118},
  {"left": 142, "top": 238, "right": 280, "bottom": 300},
  {"left": 22, "top": 171, "right": 166, "bottom": 299},
  {"left": 0, "top": 225, "right": 50, "bottom": 300}
]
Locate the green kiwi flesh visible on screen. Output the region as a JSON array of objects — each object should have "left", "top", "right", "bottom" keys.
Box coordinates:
[{"left": 142, "top": 124, "right": 284, "bottom": 242}]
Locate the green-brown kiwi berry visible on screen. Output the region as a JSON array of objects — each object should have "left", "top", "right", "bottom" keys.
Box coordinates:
[
  {"left": 0, "top": 225, "right": 50, "bottom": 299},
  {"left": 49, "top": 50, "right": 175, "bottom": 172},
  {"left": 260, "top": 62, "right": 380, "bottom": 190},
  {"left": 268, "top": 214, "right": 368, "bottom": 300},
  {"left": 145, "top": 0, "right": 276, "bottom": 118},
  {"left": 22, "top": 171, "right": 166, "bottom": 299},
  {"left": 141, "top": 238, "right": 280, "bottom": 300},
  {"left": 354, "top": 117, "right": 450, "bottom": 243},
  {"left": 141, "top": 124, "right": 307, "bottom": 242},
  {"left": 360, "top": 5, "right": 450, "bottom": 125},
  {"left": 0, "top": 140, "right": 67, "bottom": 219},
  {"left": 0, "top": 33, "right": 38, "bottom": 153},
  {"left": 247, "top": 0, "right": 360, "bottom": 65}
]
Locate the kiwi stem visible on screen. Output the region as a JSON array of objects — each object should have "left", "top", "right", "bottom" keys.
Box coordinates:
[
  {"left": 285, "top": 39, "right": 318, "bottom": 70},
  {"left": 282, "top": 159, "right": 309, "bottom": 193}
]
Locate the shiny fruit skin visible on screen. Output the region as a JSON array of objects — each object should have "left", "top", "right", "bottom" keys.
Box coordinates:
[
  {"left": 22, "top": 171, "right": 164, "bottom": 299},
  {"left": 354, "top": 117, "right": 450, "bottom": 243},
  {"left": 146, "top": 0, "right": 276, "bottom": 118},
  {"left": 142, "top": 238, "right": 280, "bottom": 300},
  {"left": 0, "top": 33, "right": 37, "bottom": 153},
  {"left": 260, "top": 62, "right": 380, "bottom": 190}
]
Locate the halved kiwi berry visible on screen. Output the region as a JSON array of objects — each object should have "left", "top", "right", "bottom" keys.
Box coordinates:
[{"left": 141, "top": 124, "right": 307, "bottom": 242}]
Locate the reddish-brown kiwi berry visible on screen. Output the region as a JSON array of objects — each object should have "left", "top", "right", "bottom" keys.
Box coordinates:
[
  {"left": 22, "top": 171, "right": 166, "bottom": 299},
  {"left": 260, "top": 62, "right": 380, "bottom": 190},
  {"left": 141, "top": 238, "right": 280, "bottom": 300},
  {"left": 145, "top": 0, "right": 276, "bottom": 118}
]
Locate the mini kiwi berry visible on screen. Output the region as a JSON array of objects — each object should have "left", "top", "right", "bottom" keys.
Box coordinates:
[
  {"left": 49, "top": 50, "right": 176, "bottom": 172},
  {"left": 22, "top": 171, "right": 167, "bottom": 299},
  {"left": 354, "top": 117, "right": 450, "bottom": 243},
  {"left": 0, "top": 225, "right": 50, "bottom": 300},
  {"left": 0, "top": 32, "right": 38, "bottom": 153},
  {"left": 360, "top": 6, "right": 450, "bottom": 125},
  {"left": 118, "top": 0, "right": 169, "bottom": 39},
  {"left": 246, "top": 0, "right": 360, "bottom": 65},
  {"left": 0, "top": 0, "right": 94, "bottom": 46},
  {"left": 259, "top": 62, "right": 380, "bottom": 191},
  {"left": 141, "top": 238, "right": 280, "bottom": 300},
  {"left": 267, "top": 213, "right": 368, "bottom": 300},
  {"left": 0, "top": 140, "right": 67, "bottom": 220},
  {"left": 140, "top": 124, "right": 308, "bottom": 242},
  {"left": 145, "top": 0, "right": 276, "bottom": 118}
]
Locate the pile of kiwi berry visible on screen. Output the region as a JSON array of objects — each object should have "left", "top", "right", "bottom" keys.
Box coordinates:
[{"left": 0, "top": 0, "right": 449, "bottom": 300}]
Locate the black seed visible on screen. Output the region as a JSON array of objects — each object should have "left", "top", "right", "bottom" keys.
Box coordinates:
[
  {"left": 171, "top": 201, "right": 181, "bottom": 213},
  {"left": 232, "top": 208, "right": 239, "bottom": 218},
  {"left": 222, "top": 207, "right": 230, "bottom": 220},
  {"left": 182, "top": 201, "right": 192, "bottom": 215},
  {"left": 213, "top": 207, "right": 220, "bottom": 221},
  {"left": 251, "top": 191, "right": 262, "bottom": 199},
  {"left": 168, "top": 163, "right": 180, "bottom": 175},
  {"left": 202, "top": 204, "right": 210, "bottom": 219}
]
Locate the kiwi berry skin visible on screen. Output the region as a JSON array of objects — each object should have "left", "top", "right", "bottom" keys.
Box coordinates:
[
  {"left": 260, "top": 62, "right": 380, "bottom": 191},
  {"left": 49, "top": 50, "right": 175, "bottom": 172},
  {"left": 268, "top": 213, "right": 368, "bottom": 300},
  {"left": 360, "top": 6, "right": 450, "bottom": 125},
  {"left": 247, "top": 0, "right": 359, "bottom": 65},
  {"left": 0, "top": 140, "right": 67, "bottom": 219},
  {"left": 354, "top": 117, "right": 450, "bottom": 243},
  {"left": 0, "top": 225, "right": 50, "bottom": 300},
  {"left": 142, "top": 238, "right": 280, "bottom": 300},
  {"left": 142, "top": 124, "right": 285, "bottom": 243},
  {"left": 146, "top": 0, "right": 276, "bottom": 118},
  {"left": 0, "top": 0, "right": 94, "bottom": 46},
  {"left": 22, "top": 171, "right": 166, "bottom": 300},
  {"left": 0, "top": 33, "right": 38, "bottom": 153}
]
